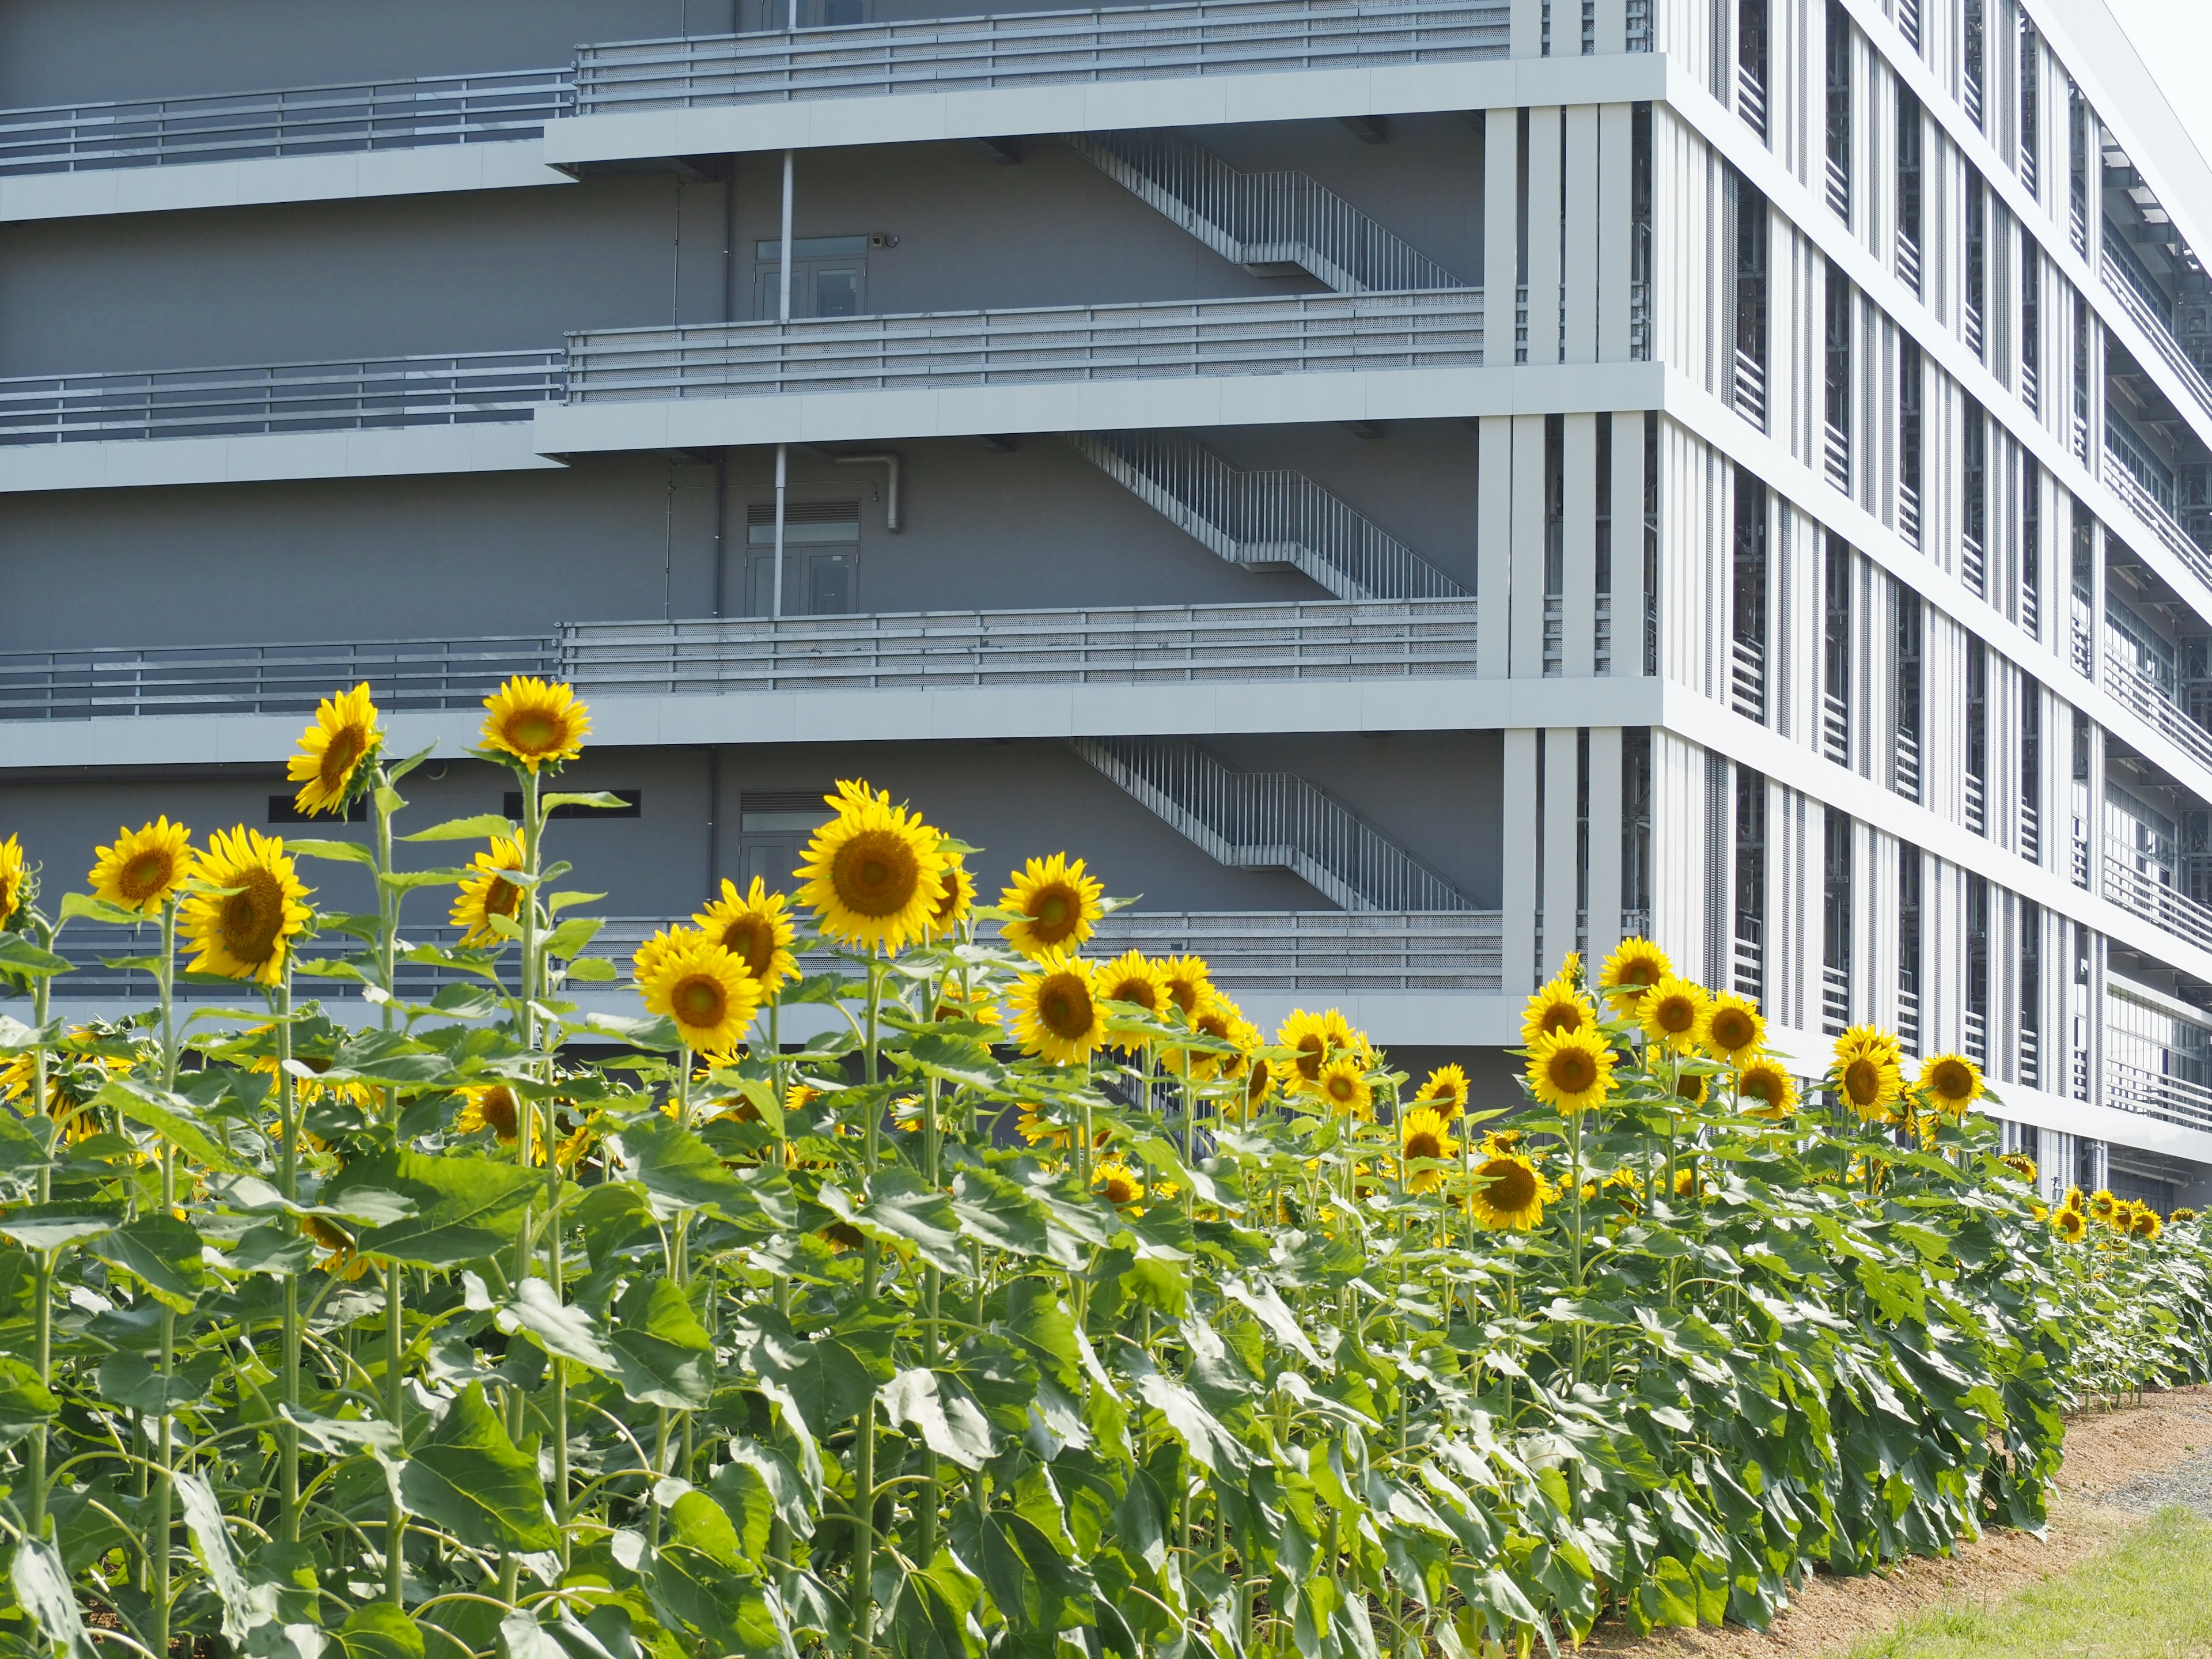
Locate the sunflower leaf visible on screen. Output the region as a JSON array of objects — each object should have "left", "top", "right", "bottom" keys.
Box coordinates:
[
  {"left": 0, "top": 936, "right": 71, "bottom": 976},
  {"left": 402, "top": 814, "right": 517, "bottom": 843},
  {"left": 286, "top": 839, "right": 377, "bottom": 866},
  {"left": 95, "top": 1076, "right": 247, "bottom": 1173},
  {"left": 543, "top": 793, "right": 634, "bottom": 812},
  {"left": 58, "top": 892, "right": 144, "bottom": 926},
  {"left": 563, "top": 957, "right": 619, "bottom": 983}
]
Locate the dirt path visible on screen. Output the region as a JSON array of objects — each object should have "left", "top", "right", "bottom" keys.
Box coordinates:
[{"left": 1579, "top": 1386, "right": 2212, "bottom": 1657}]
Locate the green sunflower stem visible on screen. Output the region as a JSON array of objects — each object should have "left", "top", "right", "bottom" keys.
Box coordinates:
[
  {"left": 370, "top": 758, "right": 410, "bottom": 1604},
  {"left": 150, "top": 897, "right": 180, "bottom": 1659},
  {"left": 276, "top": 968, "right": 302, "bottom": 1546},
  {"left": 852, "top": 949, "right": 883, "bottom": 1659},
  {"left": 26, "top": 926, "right": 52, "bottom": 1540}
]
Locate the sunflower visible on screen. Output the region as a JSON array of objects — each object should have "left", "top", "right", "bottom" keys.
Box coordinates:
[
  {"left": 1673, "top": 1070, "right": 1708, "bottom": 1105},
  {"left": 1, "top": 1034, "right": 124, "bottom": 1143},
  {"left": 0, "top": 834, "right": 23, "bottom": 927},
  {"left": 1092, "top": 1157, "right": 1145, "bottom": 1208},
  {"left": 1096, "top": 950, "right": 1168, "bottom": 1024},
  {"left": 641, "top": 937, "right": 761, "bottom": 1057},
  {"left": 1916, "top": 1053, "right": 1984, "bottom": 1118},
  {"left": 924, "top": 854, "right": 976, "bottom": 939},
  {"left": 180, "top": 827, "right": 309, "bottom": 984},
  {"left": 1520, "top": 975, "right": 1596, "bottom": 1046},
  {"left": 694, "top": 877, "right": 799, "bottom": 998},
  {"left": 2131, "top": 1207, "right": 2164, "bottom": 1242},
  {"left": 1315, "top": 1055, "right": 1373, "bottom": 1120},
  {"left": 480, "top": 676, "right": 590, "bottom": 771},
  {"left": 454, "top": 1080, "right": 524, "bottom": 1142},
  {"left": 1639, "top": 976, "right": 1707, "bottom": 1055},
  {"left": 796, "top": 787, "right": 948, "bottom": 953},
  {"left": 1599, "top": 937, "right": 1672, "bottom": 1014},
  {"left": 1738, "top": 1058, "right": 1797, "bottom": 1120},
  {"left": 1279, "top": 1007, "right": 1363, "bottom": 1092},
  {"left": 1415, "top": 1063, "right": 1471, "bottom": 1120},
  {"left": 1832, "top": 1026, "right": 1904, "bottom": 1123},
  {"left": 2173, "top": 1207, "right": 2199, "bottom": 1222},
  {"left": 999, "top": 854, "right": 1104, "bottom": 959},
  {"left": 933, "top": 982, "right": 1001, "bottom": 1028},
  {"left": 1012, "top": 951, "right": 1108, "bottom": 1065},
  {"left": 1672, "top": 1165, "right": 1710, "bottom": 1202},
  {"left": 286, "top": 683, "right": 381, "bottom": 817},
  {"left": 1526, "top": 1026, "right": 1615, "bottom": 1115},
  {"left": 302, "top": 1214, "right": 370, "bottom": 1281},
  {"left": 1397, "top": 1107, "right": 1458, "bottom": 1193},
  {"left": 2086, "top": 1188, "right": 2120, "bottom": 1225},
  {"left": 2000, "top": 1152, "right": 2037, "bottom": 1184},
  {"left": 1237, "top": 1047, "right": 1279, "bottom": 1118},
  {"left": 450, "top": 837, "right": 527, "bottom": 948},
  {"left": 2050, "top": 1206, "right": 2088, "bottom": 1243},
  {"left": 89, "top": 818, "right": 194, "bottom": 916},
  {"left": 1469, "top": 1152, "right": 1554, "bottom": 1230},
  {"left": 1156, "top": 956, "right": 1216, "bottom": 1021},
  {"left": 1166, "top": 997, "right": 1242, "bottom": 1081},
  {"left": 1700, "top": 993, "right": 1764, "bottom": 1064},
  {"left": 2063, "top": 1185, "right": 2085, "bottom": 1214}
]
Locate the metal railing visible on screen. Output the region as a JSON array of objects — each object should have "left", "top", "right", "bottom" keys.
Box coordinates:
[
  {"left": 32, "top": 907, "right": 1503, "bottom": 999},
  {"left": 2104, "top": 450, "right": 2212, "bottom": 597},
  {"left": 2020, "top": 1022, "right": 2040, "bottom": 1089},
  {"left": 2020, "top": 140, "right": 2037, "bottom": 196},
  {"left": 574, "top": 0, "right": 1512, "bottom": 112},
  {"left": 0, "top": 634, "right": 552, "bottom": 722},
  {"left": 1897, "top": 0, "right": 1920, "bottom": 50},
  {"left": 1898, "top": 985, "right": 1921, "bottom": 1055},
  {"left": 1895, "top": 728, "right": 1921, "bottom": 801},
  {"left": 1966, "top": 771, "right": 1986, "bottom": 836},
  {"left": 1963, "top": 531, "right": 1986, "bottom": 597},
  {"left": 2104, "top": 852, "right": 2212, "bottom": 952},
  {"left": 562, "top": 597, "right": 1480, "bottom": 694},
  {"left": 1964, "top": 71, "right": 1983, "bottom": 131},
  {"left": 1067, "top": 429, "right": 1467, "bottom": 600},
  {"left": 0, "top": 67, "right": 569, "bottom": 176},
  {"left": 2101, "top": 261, "right": 2212, "bottom": 426},
  {"left": 1897, "top": 230, "right": 1922, "bottom": 296},
  {"left": 2021, "top": 356, "right": 2038, "bottom": 416},
  {"left": 1965, "top": 1007, "right": 1987, "bottom": 1065},
  {"left": 2021, "top": 575, "right": 2039, "bottom": 639},
  {"left": 1732, "top": 930, "right": 1763, "bottom": 1001},
  {"left": 1823, "top": 420, "right": 1850, "bottom": 493},
  {"left": 1899, "top": 479, "right": 1922, "bottom": 547},
  {"left": 1964, "top": 301, "right": 1984, "bottom": 359},
  {"left": 2072, "top": 603, "right": 2094, "bottom": 676},
  {"left": 2103, "top": 653, "right": 2212, "bottom": 777},
  {"left": 1066, "top": 129, "right": 1461, "bottom": 294},
  {"left": 1737, "top": 65, "right": 1767, "bottom": 141},
  {"left": 1821, "top": 965, "right": 1849, "bottom": 1037},
  {"left": 0, "top": 350, "right": 562, "bottom": 446},
  {"left": 1821, "top": 691, "right": 1849, "bottom": 766},
  {"left": 2107, "top": 1059, "right": 2212, "bottom": 1134},
  {"left": 1071, "top": 733, "right": 1476, "bottom": 911},
  {"left": 1733, "top": 348, "right": 1767, "bottom": 427},
  {"left": 566, "top": 287, "right": 1485, "bottom": 403},
  {"left": 1730, "top": 637, "right": 1766, "bottom": 723},
  {"left": 1824, "top": 153, "right": 1849, "bottom": 220},
  {"left": 2021, "top": 798, "right": 2041, "bottom": 864}
]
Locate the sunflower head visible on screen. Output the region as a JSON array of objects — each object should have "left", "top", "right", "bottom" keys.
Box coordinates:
[
  {"left": 1315, "top": 1055, "right": 1373, "bottom": 1120},
  {"left": 480, "top": 676, "right": 590, "bottom": 772},
  {"left": 999, "top": 853, "right": 1104, "bottom": 959},
  {"left": 2050, "top": 1206, "right": 2088, "bottom": 1243},
  {"left": 1096, "top": 950, "right": 1168, "bottom": 1022},
  {"left": 450, "top": 837, "right": 527, "bottom": 949},
  {"left": 0, "top": 835, "right": 25, "bottom": 928},
  {"left": 1093, "top": 1157, "right": 1145, "bottom": 1209},
  {"left": 795, "top": 786, "right": 949, "bottom": 954},
  {"left": 695, "top": 876, "right": 800, "bottom": 997},
  {"left": 2064, "top": 1185, "right": 2085, "bottom": 1214},
  {"left": 1832, "top": 1025, "right": 1905, "bottom": 1123},
  {"left": 1673, "top": 1069, "right": 1708, "bottom": 1105},
  {"left": 1918, "top": 1053, "right": 1984, "bottom": 1118},
  {"left": 925, "top": 854, "right": 976, "bottom": 939},
  {"left": 1237, "top": 1050, "right": 1279, "bottom": 1118},
  {"left": 2087, "top": 1188, "right": 2120, "bottom": 1223},
  {"left": 1737, "top": 1058, "right": 1797, "bottom": 1120},
  {"left": 287, "top": 683, "right": 381, "bottom": 817},
  {"left": 2000, "top": 1152, "right": 2037, "bottom": 1184},
  {"left": 1156, "top": 955, "right": 1216, "bottom": 1020},
  {"left": 1415, "top": 1062, "right": 1471, "bottom": 1120},
  {"left": 1599, "top": 937, "right": 1672, "bottom": 1013},
  {"left": 2172, "top": 1207, "right": 2199, "bottom": 1223},
  {"left": 180, "top": 827, "right": 309, "bottom": 984},
  {"left": 2131, "top": 1206, "right": 2164, "bottom": 1242},
  {"left": 933, "top": 982, "right": 1002, "bottom": 1029},
  {"left": 642, "top": 936, "right": 761, "bottom": 1058},
  {"left": 1700, "top": 992, "right": 1764, "bottom": 1063},
  {"left": 1639, "top": 976, "right": 1708, "bottom": 1054},
  {"left": 1012, "top": 950, "right": 1107, "bottom": 1066},
  {"left": 1526, "top": 1026, "right": 1615, "bottom": 1116},
  {"left": 456, "top": 1081, "right": 524, "bottom": 1142},
  {"left": 1469, "top": 1152, "right": 1553, "bottom": 1231},
  {"left": 1279, "top": 1007, "right": 1363, "bottom": 1090},
  {"left": 1397, "top": 1106, "right": 1458, "bottom": 1192},
  {"left": 1520, "top": 974, "right": 1597, "bottom": 1047},
  {"left": 89, "top": 818, "right": 195, "bottom": 916},
  {"left": 1166, "top": 998, "right": 1241, "bottom": 1081}
]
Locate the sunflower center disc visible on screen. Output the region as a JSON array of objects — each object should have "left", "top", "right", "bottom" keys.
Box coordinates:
[
  {"left": 510, "top": 713, "right": 559, "bottom": 751},
  {"left": 1553, "top": 1051, "right": 1595, "bottom": 1092},
  {"left": 482, "top": 1088, "right": 518, "bottom": 1135},
  {"left": 321, "top": 726, "right": 365, "bottom": 788},
  {"left": 122, "top": 851, "right": 170, "bottom": 900},
  {"left": 1845, "top": 1059, "right": 1881, "bottom": 1105},
  {"left": 676, "top": 979, "right": 725, "bottom": 1024},
  {"left": 220, "top": 868, "right": 285, "bottom": 964}
]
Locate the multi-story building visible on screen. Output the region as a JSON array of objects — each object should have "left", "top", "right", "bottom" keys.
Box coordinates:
[{"left": 3, "top": 0, "right": 2210, "bottom": 1208}]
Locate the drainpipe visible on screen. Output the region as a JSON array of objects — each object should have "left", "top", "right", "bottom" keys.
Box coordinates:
[
  {"left": 833, "top": 453, "right": 902, "bottom": 531},
  {"left": 774, "top": 146, "right": 794, "bottom": 619}
]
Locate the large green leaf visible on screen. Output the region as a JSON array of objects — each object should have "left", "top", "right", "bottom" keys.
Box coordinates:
[
  {"left": 609, "top": 1114, "right": 789, "bottom": 1230},
  {"left": 0, "top": 1356, "right": 56, "bottom": 1444},
  {"left": 336, "top": 1605, "right": 427, "bottom": 1659},
  {"left": 330, "top": 1149, "right": 543, "bottom": 1267},
  {"left": 879, "top": 1369, "right": 995, "bottom": 1471},
  {"left": 89, "top": 1213, "right": 209, "bottom": 1310},
  {"left": 819, "top": 1169, "right": 965, "bottom": 1273},
  {"left": 647, "top": 1491, "right": 781, "bottom": 1656},
  {"left": 94, "top": 1076, "right": 246, "bottom": 1173},
  {"left": 609, "top": 1277, "right": 714, "bottom": 1411},
  {"left": 748, "top": 1313, "right": 896, "bottom": 1438},
  {"left": 498, "top": 1277, "right": 618, "bottom": 1374},
  {"left": 176, "top": 1470, "right": 255, "bottom": 1643},
  {"left": 399, "top": 1382, "right": 558, "bottom": 1552},
  {"left": 12, "top": 1537, "right": 95, "bottom": 1659}
]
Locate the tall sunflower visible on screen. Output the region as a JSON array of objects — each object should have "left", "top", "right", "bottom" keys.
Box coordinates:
[
  {"left": 1167, "top": 997, "right": 1241, "bottom": 1081},
  {"left": 454, "top": 1080, "right": 523, "bottom": 1142},
  {"left": 1279, "top": 1007, "right": 1363, "bottom": 1093},
  {"left": 1737, "top": 1057, "right": 1797, "bottom": 1120},
  {"left": 1831, "top": 1026, "right": 1904, "bottom": 1123},
  {"left": 1156, "top": 956, "right": 1215, "bottom": 1021},
  {"left": 89, "top": 818, "right": 195, "bottom": 916},
  {"left": 1096, "top": 950, "right": 1168, "bottom": 1020},
  {"left": 480, "top": 676, "right": 590, "bottom": 771},
  {"left": 1315, "top": 1055, "right": 1372, "bottom": 1120},
  {"left": 181, "top": 827, "right": 310, "bottom": 984},
  {"left": 2086, "top": 1188, "right": 2120, "bottom": 1226},
  {"left": 1599, "top": 937, "right": 1672, "bottom": 1014},
  {"left": 1469, "top": 1152, "right": 1554, "bottom": 1230},
  {"left": 934, "top": 982, "right": 1001, "bottom": 1029},
  {"left": 1012, "top": 951, "right": 1108, "bottom": 1065},
  {"left": 1525, "top": 1026, "right": 1615, "bottom": 1116},
  {"left": 1397, "top": 1106, "right": 1458, "bottom": 1192},
  {"left": 2050, "top": 1206, "right": 2088, "bottom": 1243},
  {"left": 1234, "top": 1041, "right": 1279, "bottom": 1119},
  {"left": 1916, "top": 1053, "right": 1984, "bottom": 1118},
  {"left": 999, "top": 854, "right": 1104, "bottom": 959},
  {"left": 796, "top": 790, "right": 947, "bottom": 954},
  {"left": 1092, "top": 1157, "right": 1145, "bottom": 1209},
  {"left": 286, "top": 682, "right": 381, "bottom": 817},
  {"left": 0, "top": 834, "right": 24, "bottom": 927},
  {"left": 1699, "top": 992, "right": 1764, "bottom": 1065},
  {"left": 924, "top": 854, "right": 976, "bottom": 939},
  {"left": 641, "top": 936, "right": 761, "bottom": 1058},
  {"left": 451, "top": 837, "right": 527, "bottom": 948},
  {"left": 1639, "top": 976, "right": 1707, "bottom": 1055},
  {"left": 694, "top": 876, "right": 799, "bottom": 998},
  {"left": 1415, "top": 1063, "right": 1471, "bottom": 1120},
  {"left": 1519, "top": 974, "right": 1596, "bottom": 1046}
]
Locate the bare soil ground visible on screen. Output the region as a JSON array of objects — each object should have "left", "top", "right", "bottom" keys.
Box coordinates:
[{"left": 1579, "top": 1385, "right": 2212, "bottom": 1657}]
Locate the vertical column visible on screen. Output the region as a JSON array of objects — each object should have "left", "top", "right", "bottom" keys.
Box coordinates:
[
  {"left": 1563, "top": 414, "right": 1599, "bottom": 676},
  {"left": 1594, "top": 0, "right": 1627, "bottom": 55},
  {"left": 1478, "top": 416, "right": 1514, "bottom": 679},
  {"left": 1613, "top": 411, "right": 1647, "bottom": 676},
  {"left": 1485, "top": 108, "right": 1520, "bottom": 347},
  {"left": 1544, "top": 728, "right": 1582, "bottom": 982},
  {"left": 1565, "top": 106, "right": 1600, "bottom": 363},
  {"left": 1502, "top": 729, "right": 1541, "bottom": 996},
  {"left": 1510, "top": 415, "right": 1548, "bottom": 677},
  {"left": 1588, "top": 726, "right": 1625, "bottom": 965},
  {"left": 1597, "top": 104, "right": 1633, "bottom": 363},
  {"left": 1510, "top": 0, "right": 1544, "bottom": 59},
  {"left": 1527, "top": 108, "right": 1564, "bottom": 366}
]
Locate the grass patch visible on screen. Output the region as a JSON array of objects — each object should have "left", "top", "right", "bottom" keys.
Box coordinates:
[{"left": 1843, "top": 1508, "right": 2212, "bottom": 1658}]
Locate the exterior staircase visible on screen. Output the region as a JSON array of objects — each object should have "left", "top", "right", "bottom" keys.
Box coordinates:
[
  {"left": 1064, "top": 128, "right": 1465, "bottom": 294},
  {"left": 1071, "top": 734, "right": 1477, "bottom": 912},
  {"left": 1067, "top": 428, "right": 1467, "bottom": 600}
]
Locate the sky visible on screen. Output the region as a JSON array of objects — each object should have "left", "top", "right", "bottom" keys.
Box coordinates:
[{"left": 2101, "top": 0, "right": 2212, "bottom": 171}]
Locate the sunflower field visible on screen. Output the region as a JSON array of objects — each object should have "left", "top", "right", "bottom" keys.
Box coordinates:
[{"left": 0, "top": 680, "right": 2208, "bottom": 1659}]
